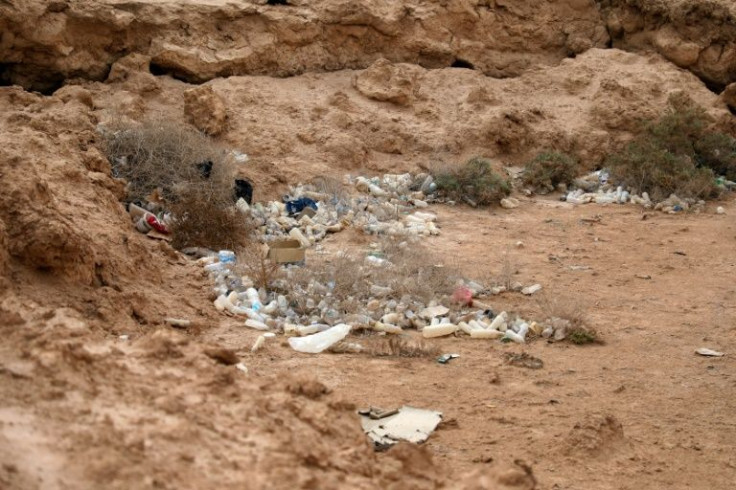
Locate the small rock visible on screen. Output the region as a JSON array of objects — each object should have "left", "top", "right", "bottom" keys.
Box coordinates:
[
  {"left": 716, "top": 206, "right": 725, "bottom": 215},
  {"left": 183, "top": 85, "right": 228, "bottom": 136}
]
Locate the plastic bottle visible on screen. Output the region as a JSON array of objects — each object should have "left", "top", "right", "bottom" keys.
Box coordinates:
[
  {"left": 218, "top": 250, "right": 236, "bottom": 264},
  {"left": 373, "top": 322, "right": 402, "bottom": 334},
  {"left": 422, "top": 323, "right": 458, "bottom": 338},
  {"left": 288, "top": 324, "right": 352, "bottom": 353},
  {"left": 470, "top": 329, "right": 505, "bottom": 339},
  {"left": 245, "top": 319, "right": 269, "bottom": 331},
  {"left": 503, "top": 323, "right": 529, "bottom": 343},
  {"left": 205, "top": 262, "right": 228, "bottom": 273},
  {"left": 245, "top": 288, "right": 262, "bottom": 311},
  {"left": 489, "top": 312, "right": 507, "bottom": 331}
]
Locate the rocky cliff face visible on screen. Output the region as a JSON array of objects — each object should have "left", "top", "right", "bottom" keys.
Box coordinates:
[
  {"left": 598, "top": 0, "right": 736, "bottom": 91},
  {"left": 1, "top": 0, "right": 609, "bottom": 91}
]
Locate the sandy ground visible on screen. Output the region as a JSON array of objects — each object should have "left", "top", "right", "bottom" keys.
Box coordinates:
[{"left": 206, "top": 194, "right": 736, "bottom": 489}]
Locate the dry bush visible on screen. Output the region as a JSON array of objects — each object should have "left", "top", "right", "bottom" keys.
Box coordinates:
[
  {"left": 102, "top": 117, "right": 222, "bottom": 201},
  {"left": 536, "top": 291, "right": 600, "bottom": 344},
  {"left": 236, "top": 242, "right": 283, "bottom": 290},
  {"left": 432, "top": 157, "right": 511, "bottom": 206},
  {"left": 310, "top": 176, "right": 350, "bottom": 203},
  {"left": 101, "top": 116, "right": 251, "bottom": 250},
  {"left": 536, "top": 292, "right": 587, "bottom": 328},
  {"left": 373, "top": 239, "right": 458, "bottom": 303}
]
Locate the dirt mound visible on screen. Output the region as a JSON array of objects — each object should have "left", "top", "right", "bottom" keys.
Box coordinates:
[
  {"left": 0, "top": 301, "right": 445, "bottom": 489},
  {"left": 600, "top": 0, "right": 736, "bottom": 89},
  {"left": 564, "top": 414, "right": 626, "bottom": 458},
  {"left": 0, "top": 86, "right": 223, "bottom": 333},
  {"left": 0, "top": 0, "right": 608, "bottom": 91}
]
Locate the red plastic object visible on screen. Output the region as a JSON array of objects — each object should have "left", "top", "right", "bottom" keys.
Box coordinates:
[
  {"left": 452, "top": 286, "right": 473, "bottom": 306},
  {"left": 146, "top": 214, "right": 169, "bottom": 234}
]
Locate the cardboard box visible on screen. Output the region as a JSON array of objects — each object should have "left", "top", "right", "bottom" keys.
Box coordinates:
[{"left": 267, "top": 239, "right": 305, "bottom": 264}]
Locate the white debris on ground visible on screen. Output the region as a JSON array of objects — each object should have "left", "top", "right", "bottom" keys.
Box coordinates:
[
  {"left": 243, "top": 173, "right": 441, "bottom": 249},
  {"left": 360, "top": 406, "right": 443, "bottom": 449},
  {"left": 193, "top": 172, "right": 575, "bottom": 353},
  {"left": 561, "top": 170, "right": 734, "bottom": 213}
]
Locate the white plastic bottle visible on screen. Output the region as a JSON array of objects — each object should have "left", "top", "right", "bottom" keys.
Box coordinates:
[
  {"left": 288, "top": 324, "right": 352, "bottom": 353},
  {"left": 245, "top": 287, "right": 262, "bottom": 311}
]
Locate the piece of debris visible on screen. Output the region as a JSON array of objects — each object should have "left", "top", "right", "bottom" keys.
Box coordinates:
[
  {"left": 419, "top": 305, "right": 449, "bottom": 319},
  {"left": 521, "top": 284, "right": 542, "bottom": 295},
  {"left": 235, "top": 362, "right": 248, "bottom": 373},
  {"left": 716, "top": 206, "right": 725, "bottom": 215},
  {"left": 634, "top": 274, "right": 651, "bottom": 280},
  {"left": 580, "top": 214, "right": 602, "bottom": 223},
  {"left": 288, "top": 323, "right": 351, "bottom": 353},
  {"left": 359, "top": 407, "right": 400, "bottom": 420},
  {"left": 360, "top": 405, "right": 443, "bottom": 450},
  {"left": 165, "top": 317, "right": 191, "bottom": 328},
  {"left": 674, "top": 251, "right": 687, "bottom": 256},
  {"left": 504, "top": 352, "right": 544, "bottom": 369},
  {"left": 695, "top": 348, "right": 725, "bottom": 357},
  {"left": 437, "top": 353, "right": 460, "bottom": 364},
  {"left": 569, "top": 265, "right": 591, "bottom": 271},
  {"left": 500, "top": 197, "right": 520, "bottom": 209}
]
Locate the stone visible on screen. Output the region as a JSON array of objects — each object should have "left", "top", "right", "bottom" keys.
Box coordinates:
[{"left": 183, "top": 85, "right": 228, "bottom": 136}]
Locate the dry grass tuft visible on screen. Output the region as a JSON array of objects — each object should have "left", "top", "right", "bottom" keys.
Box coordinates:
[
  {"left": 236, "top": 242, "right": 283, "bottom": 290},
  {"left": 494, "top": 248, "right": 517, "bottom": 290},
  {"left": 536, "top": 291, "right": 587, "bottom": 328},
  {"left": 310, "top": 175, "right": 350, "bottom": 203}
]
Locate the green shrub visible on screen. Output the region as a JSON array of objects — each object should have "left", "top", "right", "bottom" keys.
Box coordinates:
[
  {"left": 522, "top": 152, "right": 578, "bottom": 192},
  {"left": 694, "top": 132, "right": 736, "bottom": 181},
  {"left": 606, "top": 140, "right": 718, "bottom": 201},
  {"left": 605, "top": 96, "right": 731, "bottom": 201},
  {"left": 433, "top": 157, "right": 511, "bottom": 206}
]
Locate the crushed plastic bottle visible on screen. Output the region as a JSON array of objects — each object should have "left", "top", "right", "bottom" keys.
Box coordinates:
[{"left": 288, "top": 324, "right": 352, "bottom": 353}]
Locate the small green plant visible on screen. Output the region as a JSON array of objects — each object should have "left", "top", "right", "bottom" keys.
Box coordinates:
[
  {"left": 433, "top": 157, "right": 511, "bottom": 206},
  {"left": 522, "top": 151, "right": 578, "bottom": 192},
  {"left": 567, "top": 327, "right": 599, "bottom": 345},
  {"left": 606, "top": 95, "right": 734, "bottom": 201}
]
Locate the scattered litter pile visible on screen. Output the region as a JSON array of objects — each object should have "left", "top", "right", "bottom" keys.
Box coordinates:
[
  {"left": 245, "top": 173, "right": 441, "bottom": 248},
  {"left": 197, "top": 245, "right": 568, "bottom": 353},
  {"left": 563, "top": 170, "right": 734, "bottom": 212},
  {"left": 176, "top": 171, "right": 581, "bottom": 351}
]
